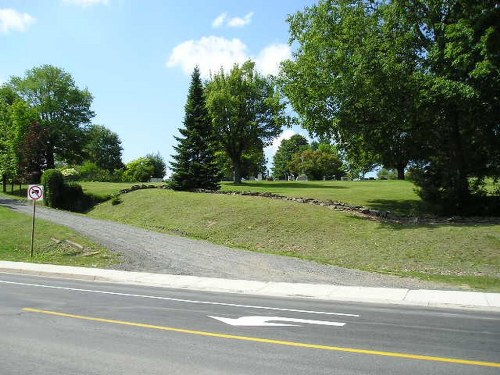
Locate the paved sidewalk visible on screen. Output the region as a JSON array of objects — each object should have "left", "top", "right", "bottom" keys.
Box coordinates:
[{"left": 1, "top": 261, "right": 499, "bottom": 312}]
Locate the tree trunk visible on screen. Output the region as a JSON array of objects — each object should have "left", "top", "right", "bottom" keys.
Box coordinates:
[
  {"left": 450, "top": 112, "right": 469, "bottom": 213},
  {"left": 2, "top": 174, "right": 6, "bottom": 193},
  {"left": 232, "top": 158, "right": 243, "bottom": 185},
  {"left": 396, "top": 163, "right": 406, "bottom": 180},
  {"left": 46, "top": 143, "right": 55, "bottom": 170}
]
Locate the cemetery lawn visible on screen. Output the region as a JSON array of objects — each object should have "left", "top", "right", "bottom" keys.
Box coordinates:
[
  {"left": 221, "top": 180, "right": 425, "bottom": 216},
  {"left": 88, "top": 188, "right": 500, "bottom": 291},
  {"left": 0, "top": 205, "right": 120, "bottom": 267}
]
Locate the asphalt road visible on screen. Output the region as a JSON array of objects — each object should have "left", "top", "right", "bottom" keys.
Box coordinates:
[{"left": 1, "top": 273, "right": 499, "bottom": 374}]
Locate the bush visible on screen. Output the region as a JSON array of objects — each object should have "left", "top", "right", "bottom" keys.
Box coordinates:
[
  {"left": 61, "top": 183, "right": 94, "bottom": 212},
  {"left": 124, "top": 157, "right": 155, "bottom": 182},
  {"left": 42, "top": 169, "right": 65, "bottom": 208},
  {"left": 41, "top": 170, "right": 96, "bottom": 212},
  {"left": 377, "top": 168, "right": 397, "bottom": 180},
  {"left": 60, "top": 167, "right": 79, "bottom": 182},
  {"left": 412, "top": 166, "right": 500, "bottom": 216},
  {"left": 78, "top": 161, "right": 111, "bottom": 181}
]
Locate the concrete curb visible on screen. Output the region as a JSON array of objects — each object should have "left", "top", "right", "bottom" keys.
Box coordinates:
[{"left": 1, "top": 261, "right": 499, "bottom": 312}]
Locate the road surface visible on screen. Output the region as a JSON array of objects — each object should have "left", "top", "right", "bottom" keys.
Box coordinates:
[{"left": 1, "top": 273, "right": 499, "bottom": 374}]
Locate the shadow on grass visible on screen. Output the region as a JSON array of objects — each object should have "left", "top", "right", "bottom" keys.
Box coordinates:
[
  {"left": 235, "top": 182, "right": 348, "bottom": 190},
  {"left": 366, "top": 198, "right": 425, "bottom": 216},
  {"left": 348, "top": 214, "right": 499, "bottom": 229}
]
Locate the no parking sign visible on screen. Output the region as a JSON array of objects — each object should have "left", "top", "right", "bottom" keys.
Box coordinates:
[
  {"left": 27, "top": 185, "right": 44, "bottom": 257},
  {"left": 27, "top": 185, "right": 44, "bottom": 201}
]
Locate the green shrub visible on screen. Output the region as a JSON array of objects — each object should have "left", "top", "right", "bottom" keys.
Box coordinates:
[
  {"left": 42, "top": 169, "right": 65, "bottom": 208},
  {"left": 111, "top": 195, "right": 122, "bottom": 205},
  {"left": 61, "top": 167, "right": 79, "bottom": 181},
  {"left": 61, "top": 183, "right": 94, "bottom": 212},
  {"left": 124, "top": 157, "right": 155, "bottom": 182}
]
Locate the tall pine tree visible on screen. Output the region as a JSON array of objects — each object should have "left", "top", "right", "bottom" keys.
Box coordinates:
[{"left": 170, "top": 67, "right": 221, "bottom": 191}]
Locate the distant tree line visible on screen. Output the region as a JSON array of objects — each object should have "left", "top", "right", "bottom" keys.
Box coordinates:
[{"left": 0, "top": 65, "right": 167, "bottom": 191}]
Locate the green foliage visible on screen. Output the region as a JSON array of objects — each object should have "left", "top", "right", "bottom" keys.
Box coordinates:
[
  {"left": 41, "top": 169, "right": 65, "bottom": 208},
  {"left": 8, "top": 65, "right": 94, "bottom": 169},
  {"left": 83, "top": 124, "right": 123, "bottom": 171},
  {"left": 289, "top": 145, "right": 344, "bottom": 180},
  {"left": 0, "top": 87, "right": 21, "bottom": 189},
  {"left": 272, "top": 134, "right": 309, "bottom": 179},
  {"left": 280, "top": 0, "right": 416, "bottom": 179},
  {"left": 171, "top": 67, "right": 221, "bottom": 190},
  {"left": 60, "top": 182, "right": 94, "bottom": 212},
  {"left": 281, "top": 0, "right": 500, "bottom": 214},
  {"left": 41, "top": 169, "right": 95, "bottom": 211},
  {"left": 206, "top": 61, "right": 287, "bottom": 184},
  {"left": 124, "top": 157, "right": 155, "bottom": 182},
  {"left": 61, "top": 168, "right": 79, "bottom": 181},
  {"left": 377, "top": 168, "right": 398, "bottom": 181},
  {"left": 145, "top": 152, "right": 167, "bottom": 179},
  {"left": 215, "top": 148, "right": 267, "bottom": 181}
]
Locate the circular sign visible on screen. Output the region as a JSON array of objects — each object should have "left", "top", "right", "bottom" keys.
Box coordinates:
[{"left": 28, "top": 185, "right": 44, "bottom": 201}]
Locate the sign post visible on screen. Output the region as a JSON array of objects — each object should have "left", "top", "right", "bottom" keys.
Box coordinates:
[{"left": 27, "top": 185, "right": 44, "bottom": 257}]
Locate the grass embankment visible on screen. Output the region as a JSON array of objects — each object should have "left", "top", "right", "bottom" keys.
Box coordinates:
[
  {"left": 221, "top": 180, "right": 425, "bottom": 216},
  {"left": 88, "top": 187, "right": 500, "bottom": 291},
  {"left": 0, "top": 204, "right": 119, "bottom": 267}
]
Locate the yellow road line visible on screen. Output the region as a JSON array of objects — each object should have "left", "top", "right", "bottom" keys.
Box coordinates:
[{"left": 23, "top": 307, "right": 500, "bottom": 368}]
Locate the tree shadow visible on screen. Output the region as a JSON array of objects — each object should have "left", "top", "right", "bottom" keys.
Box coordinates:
[
  {"left": 347, "top": 211, "right": 499, "bottom": 229},
  {"left": 366, "top": 198, "right": 425, "bottom": 216},
  {"left": 237, "top": 182, "right": 348, "bottom": 189}
]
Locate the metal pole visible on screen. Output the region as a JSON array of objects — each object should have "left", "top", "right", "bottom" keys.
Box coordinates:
[{"left": 30, "top": 200, "right": 36, "bottom": 258}]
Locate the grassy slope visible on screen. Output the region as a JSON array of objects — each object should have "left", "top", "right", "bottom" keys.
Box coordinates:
[
  {"left": 221, "top": 180, "right": 424, "bottom": 216},
  {"left": 0, "top": 205, "right": 119, "bottom": 267},
  {"left": 88, "top": 188, "right": 500, "bottom": 290}
]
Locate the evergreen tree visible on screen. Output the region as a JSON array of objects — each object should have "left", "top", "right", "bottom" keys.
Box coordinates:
[{"left": 170, "top": 67, "right": 221, "bottom": 190}]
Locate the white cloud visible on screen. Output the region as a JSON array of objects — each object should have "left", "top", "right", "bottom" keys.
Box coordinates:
[
  {"left": 266, "top": 129, "right": 297, "bottom": 155},
  {"left": 255, "top": 44, "right": 291, "bottom": 76},
  {"left": 167, "top": 36, "right": 249, "bottom": 79},
  {"left": 212, "top": 12, "right": 227, "bottom": 28},
  {"left": 63, "top": 0, "right": 109, "bottom": 7},
  {"left": 167, "top": 37, "right": 291, "bottom": 79},
  {"left": 212, "top": 11, "right": 253, "bottom": 28},
  {"left": 0, "top": 8, "right": 35, "bottom": 34},
  {"left": 227, "top": 12, "right": 254, "bottom": 28}
]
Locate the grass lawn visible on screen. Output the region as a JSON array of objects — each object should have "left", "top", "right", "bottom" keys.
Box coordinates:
[
  {"left": 2, "top": 181, "right": 164, "bottom": 202},
  {"left": 0, "top": 205, "right": 120, "bottom": 267},
  {"left": 221, "top": 180, "right": 425, "bottom": 216},
  {"left": 88, "top": 188, "right": 500, "bottom": 291}
]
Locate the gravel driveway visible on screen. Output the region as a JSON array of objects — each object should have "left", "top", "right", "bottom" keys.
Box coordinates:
[{"left": 1, "top": 197, "right": 451, "bottom": 289}]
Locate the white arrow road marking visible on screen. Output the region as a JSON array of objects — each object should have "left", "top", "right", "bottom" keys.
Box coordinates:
[{"left": 209, "top": 316, "right": 346, "bottom": 327}]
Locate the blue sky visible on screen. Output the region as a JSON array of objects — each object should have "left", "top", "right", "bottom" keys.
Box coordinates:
[{"left": 1, "top": 0, "right": 316, "bottom": 173}]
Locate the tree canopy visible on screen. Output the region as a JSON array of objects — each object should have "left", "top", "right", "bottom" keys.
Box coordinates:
[
  {"left": 272, "top": 134, "right": 309, "bottom": 180},
  {"left": 206, "top": 61, "right": 287, "bottom": 184},
  {"left": 281, "top": 0, "right": 500, "bottom": 214},
  {"left": 84, "top": 124, "right": 123, "bottom": 172},
  {"left": 8, "top": 64, "right": 94, "bottom": 168}
]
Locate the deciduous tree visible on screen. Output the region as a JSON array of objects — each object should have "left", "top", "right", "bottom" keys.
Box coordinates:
[
  {"left": 272, "top": 134, "right": 309, "bottom": 180},
  {"left": 281, "top": 0, "right": 500, "bottom": 214},
  {"left": 84, "top": 124, "right": 123, "bottom": 171},
  {"left": 8, "top": 65, "right": 94, "bottom": 168},
  {"left": 206, "top": 61, "right": 287, "bottom": 184}
]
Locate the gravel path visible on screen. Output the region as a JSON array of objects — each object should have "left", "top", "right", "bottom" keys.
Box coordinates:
[{"left": 1, "top": 197, "right": 452, "bottom": 289}]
